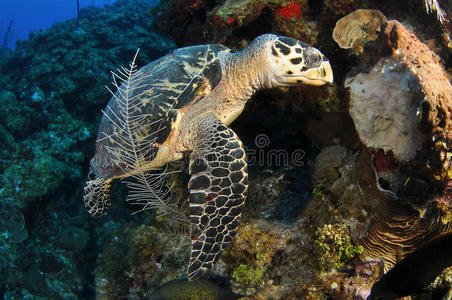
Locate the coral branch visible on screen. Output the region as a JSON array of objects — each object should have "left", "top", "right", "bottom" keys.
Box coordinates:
[
  {"left": 76, "top": 0, "right": 80, "bottom": 27},
  {"left": 2, "top": 19, "right": 14, "bottom": 48}
]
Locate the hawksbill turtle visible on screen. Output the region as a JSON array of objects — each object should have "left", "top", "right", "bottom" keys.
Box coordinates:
[{"left": 83, "top": 34, "right": 333, "bottom": 279}]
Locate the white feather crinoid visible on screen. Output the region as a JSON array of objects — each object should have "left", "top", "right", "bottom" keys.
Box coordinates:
[
  {"left": 98, "top": 49, "right": 190, "bottom": 232},
  {"left": 424, "top": 0, "right": 446, "bottom": 23}
]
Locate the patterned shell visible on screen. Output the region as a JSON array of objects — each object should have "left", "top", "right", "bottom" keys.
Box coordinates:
[{"left": 91, "top": 44, "right": 229, "bottom": 179}]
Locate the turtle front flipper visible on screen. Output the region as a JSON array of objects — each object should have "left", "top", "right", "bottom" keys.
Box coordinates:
[
  {"left": 186, "top": 115, "right": 248, "bottom": 280},
  {"left": 83, "top": 170, "right": 113, "bottom": 217}
]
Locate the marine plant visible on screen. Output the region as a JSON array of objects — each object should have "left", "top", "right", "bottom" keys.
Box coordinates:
[
  {"left": 314, "top": 223, "right": 363, "bottom": 271},
  {"left": 232, "top": 264, "right": 265, "bottom": 286}
]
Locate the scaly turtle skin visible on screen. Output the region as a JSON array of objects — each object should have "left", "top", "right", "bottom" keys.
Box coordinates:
[{"left": 83, "top": 34, "right": 333, "bottom": 279}]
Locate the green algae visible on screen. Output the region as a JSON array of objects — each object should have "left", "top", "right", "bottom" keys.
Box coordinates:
[
  {"left": 314, "top": 224, "right": 363, "bottom": 271},
  {"left": 232, "top": 264, "right": 265, "bottom": 286}
]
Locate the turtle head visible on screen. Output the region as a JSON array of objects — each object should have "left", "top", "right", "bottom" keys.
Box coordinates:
[{"left": 263, "top": 35, "right": 333, "bottom": 87}]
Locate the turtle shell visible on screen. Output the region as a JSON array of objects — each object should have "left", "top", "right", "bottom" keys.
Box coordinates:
[{"left": 90, "top": 44, "right": 229, "bottom": 179}]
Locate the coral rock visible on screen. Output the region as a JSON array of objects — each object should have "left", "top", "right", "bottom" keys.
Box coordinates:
[{"left": 209, "top": 0, "right": 266, "bottom": 27}]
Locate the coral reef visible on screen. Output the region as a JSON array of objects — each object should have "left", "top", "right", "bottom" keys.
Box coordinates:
[
  {"left": 95, "top": 224, "right": 189, "bottom": 299},
  {"left": 221, "top": 219, "right": 287, "bottom": 288},
  {"left": 209, "top": 0, "right": 268, "bottom": 28},
  {"left": 0, "top": 0, "right": 175, "bottom": 208},
  {"left": 0, "top": 0, "right": 175, "bottom": 298},
  {"left": 155, "top": 0, "right": 331, "bottom": 46}
]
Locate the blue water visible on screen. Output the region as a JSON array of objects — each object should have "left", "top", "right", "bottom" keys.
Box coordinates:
[{"left": 0, "top": 0, "right": 116, "bottom": 48}]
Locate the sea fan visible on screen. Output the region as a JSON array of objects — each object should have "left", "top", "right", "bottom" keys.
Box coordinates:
[{"left": 100, "top": 49, "right": 190, "bottom": 231}]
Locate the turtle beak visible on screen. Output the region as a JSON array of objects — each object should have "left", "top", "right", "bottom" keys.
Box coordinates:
[
  {"left": 300, "top": 60, "right": 334, "bottom": 86},
  {"left": 281, "top": 59, "right": 334, "bottom": 87},
  {"left": 321, "top": 60, "right": 334, "bottom": 84}
]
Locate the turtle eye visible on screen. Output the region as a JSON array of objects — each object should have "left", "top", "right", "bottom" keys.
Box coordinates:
[{"left": 304, "top": 49, "right": 322, "bottom": 67}]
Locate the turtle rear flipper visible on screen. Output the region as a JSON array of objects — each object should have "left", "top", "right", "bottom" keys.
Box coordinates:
[
  {"left": 83, "top": 171, "right": 113, "bottom": 217},
  {"left": 186, "top": 115, "right": 248, "bottom": 280}
]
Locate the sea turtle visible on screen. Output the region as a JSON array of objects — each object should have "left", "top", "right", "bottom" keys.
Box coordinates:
[{"left": 83, "top": 34, "right": 333, "bottom": 280}]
